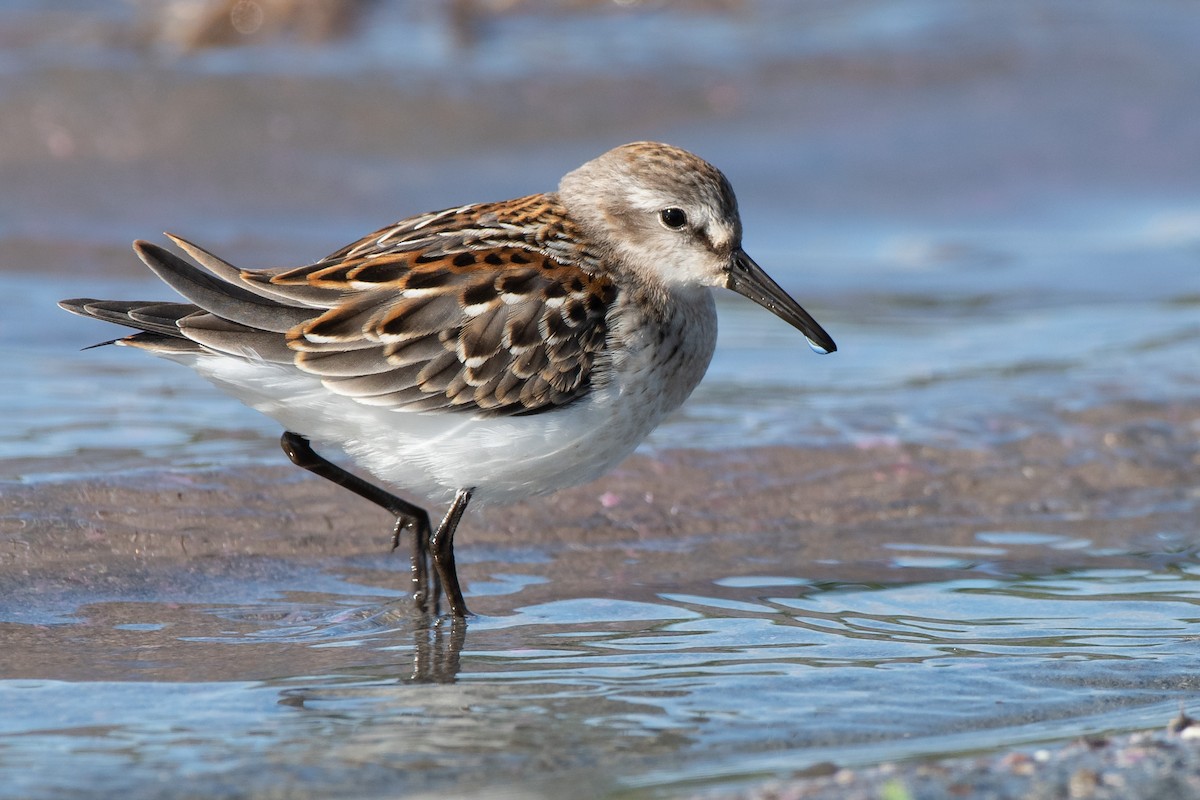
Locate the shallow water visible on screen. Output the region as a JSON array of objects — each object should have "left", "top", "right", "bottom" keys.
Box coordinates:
[
  {"left": 3, "top": 1, "right": 1200, "bottom": 797},
  {"left": 5, "top": 534, "right": 1200, "bottom": 799}
]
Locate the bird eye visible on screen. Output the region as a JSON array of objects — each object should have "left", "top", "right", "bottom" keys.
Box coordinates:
[{"left": 659, "top": 207, "right": 688, "bottom": 230}]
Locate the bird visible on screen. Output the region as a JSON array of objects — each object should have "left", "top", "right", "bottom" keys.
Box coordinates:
[{"left": 59, "top": 141, "right": 836, "bottom": 618}]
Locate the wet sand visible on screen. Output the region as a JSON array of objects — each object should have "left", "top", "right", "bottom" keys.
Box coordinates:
[
  {"left": 4, "top": 396, "right": 1196, "bottom": 670},
  {"left": 4, "top": 400, "right": 1195, "bottom": 573},
  {"left": 2, "top": 396, "right": 1198, "bottom": 798}
]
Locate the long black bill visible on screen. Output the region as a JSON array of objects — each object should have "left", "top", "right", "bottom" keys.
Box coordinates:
[{"left": 726, "top": 249, "right": 837, "bottom": 354}]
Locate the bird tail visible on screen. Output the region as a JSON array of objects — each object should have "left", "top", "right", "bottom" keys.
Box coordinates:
[{"left": 58, "top": 238, "right": 309, "bottom": 362}]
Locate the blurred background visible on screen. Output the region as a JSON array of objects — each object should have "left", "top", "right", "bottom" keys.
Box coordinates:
[
  {"left": 2, "top": 0, "right": 1199, "bottom": 476},
  {"left": 3, "top": 5, "right": 1200, "bottom": 798}
]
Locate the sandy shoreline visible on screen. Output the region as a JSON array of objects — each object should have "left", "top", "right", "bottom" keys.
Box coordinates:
[
  {"left": 2, "top": 397, "right": 1198, "bottom": 797},
  {"left": 4, "top": 398, "right": 1196, "bottom": 574}
]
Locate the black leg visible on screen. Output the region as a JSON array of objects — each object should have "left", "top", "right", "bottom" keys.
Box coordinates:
[
  {"left": 405, "top": 517, "right": 434, "bottom": 612},
  {"left": 279, "top": 431, "right": 433, "bottom": 609},
  {"left": 430, "top": 488, "right": 474, "bottom": 618}
]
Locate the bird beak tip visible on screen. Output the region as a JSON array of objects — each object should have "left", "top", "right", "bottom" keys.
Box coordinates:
[{"left": 728, "top": 251, "right": 837, "bottom": 355}]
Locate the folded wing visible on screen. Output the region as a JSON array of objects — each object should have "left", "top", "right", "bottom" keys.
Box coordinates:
[{"left": 60, "top": 199, "right": 617, "bottom": 416}]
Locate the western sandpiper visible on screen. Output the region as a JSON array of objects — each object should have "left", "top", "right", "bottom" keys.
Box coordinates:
[{"left": 60, "top": 141, "right": 836, "bottom": 617}]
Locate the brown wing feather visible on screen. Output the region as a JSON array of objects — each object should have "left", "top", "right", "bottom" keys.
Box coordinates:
[
  {"left": 286, "top": 243, "right": 616, "bottom": 415},
  {"left": 73, "top": 194, "right": 615, "bottom": 417}
]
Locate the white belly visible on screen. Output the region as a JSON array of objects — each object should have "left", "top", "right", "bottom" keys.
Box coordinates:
[{"left": 184, "top": 288, "right": 718, "bottom": 506}]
